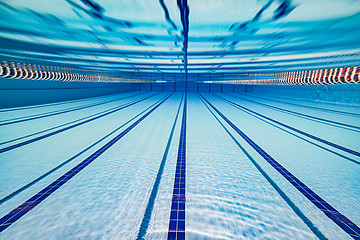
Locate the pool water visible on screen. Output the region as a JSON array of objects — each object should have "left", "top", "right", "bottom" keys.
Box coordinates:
[{"left": 0, "top": 91, "right": 359, "bottom": 239}]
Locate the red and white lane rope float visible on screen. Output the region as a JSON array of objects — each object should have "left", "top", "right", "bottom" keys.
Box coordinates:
[
  {"left": 0, "top": 66, "right": 99, "bottom": 82},
  {"left": 0, "top": 64, "right": 147, "bottom": 83},
  {"left": 213, "top": 66, "right": 360, "bottom": 85},
  {"left": 1, "top": 63, "right": 359, "bottom": 85}
]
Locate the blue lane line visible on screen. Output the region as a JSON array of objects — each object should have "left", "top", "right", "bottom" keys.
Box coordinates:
[
  {"left": 228, "top": 94, "right": 360, "bottom": 132},
  {"left": 0, "top": 93, "right": 158, "bottom": 154},
  {"left": 198, "top": 94, "right": 328, "bottom": 240},
  {"left": 137, "top": 94, "right": 183, "bottom": 240},
  {"left": 0, "top": 96, "right": 165, "bottom": 206},
  {"left": 0, "top": 92, "right": 142, "bottom": 126},
  {"left": 0, "top": 93, "right": 172, "bottom": 234},
  {"left": 216, "top": 95, "right": 360, "bottom": 158},
  {"left": 201, "top": 94, "right": 360, "bottom": 240},
  {"left": 168, "top": 93, "right": 187, "bottom": 240},
  {"left": 243, "top": 94, "right": 360, "bottom": 118}
]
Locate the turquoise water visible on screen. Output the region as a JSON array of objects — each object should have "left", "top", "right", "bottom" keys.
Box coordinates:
[
  {"left": 0, "top": 92, "right": 359, "bottom": 239},
  {"left": 0, "top": 0, "right": 360, "bottom": 239},
  {"left": 1, "top": 0, "right": 360, "bottom": 81}
]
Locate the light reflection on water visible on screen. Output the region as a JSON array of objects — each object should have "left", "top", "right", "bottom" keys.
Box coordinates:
[{"left": 0, "top": 0, "right": 359, "bottom": 80}]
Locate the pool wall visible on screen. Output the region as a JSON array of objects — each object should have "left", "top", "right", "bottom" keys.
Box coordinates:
[
  {"left": 2, "top": 77, "right": 359, "bottom": 109},
  {"left": 0, "top": 78, "right": 137, "bottom": 108}
]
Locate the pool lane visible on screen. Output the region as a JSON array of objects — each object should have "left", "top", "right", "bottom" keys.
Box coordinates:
[
  {"left": 226, "top": 94, "right": 360, "bottom": 132},
  {"left": 0, "top": 93, "right": 172, "bottom": 233},
  {"left": 0, "top": 92, "right": 135, "bottom": 114},
  {"left": 0, "top": 92, "right": 131, "bottom": 116},
  {"left": 0, "top": 92, "right": 358, "bottom": 239},
  {"left": 222, "top": 94, "right": 360, "bottom": 166},
  {"left": 0, "top": 92, "right": 151, "bottom": 144},
  {"left": 201, "top": 94, "right": 360, "bottom": 239},
  {"left": 0, "top": 93, "right": 182, "bottom": 239},
  {"left": 0, "top": 93, "right": 165, "bottom": 203},
  {"left": 137, "top": 94, "right": 183, "bottom": 240},
  {"left": 215, "top": 94, "right": 360, "bottom": 158},
  {"left": 185, "top": 93, "right": 318, "bottom": 239},
  {"left": 201, "top": 93, "right": 360, "bottom": 239},
  {"left": 0, "top": 95, "right": 169, "bottom": 208},
  {"left": 0, "top": 93, "right": 153, "bottom": 150},
  {"left": 0, "top": 93, "right": 157, "bottom": 154},
  {"left": 242, "top": 93, "right": 360, "bottom": 118},
  {"left": 167, "top": 93, "right": 186, "bottom": 240},
  {"left": 237, "top": 93, "right": 360, "bottom": 127},
  {"left": 0, "top": 92, "right": 141, "bottom": 126}
]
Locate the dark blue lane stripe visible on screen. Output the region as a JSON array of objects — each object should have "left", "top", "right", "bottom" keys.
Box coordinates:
[
  {"left": 229, "top": 94, "right": 360, "bottom": 132},
  {"left": 168, "top": 93, "right": 186, "bottom": 240},
  {"left": 0, "top": 93, "right": 173, "bottom": 233},
  {"left": 216, "top": 95, "right": 360, "bottom": 157},
  {"left": 137, "top": 94, "right": 183, "bottom": 240},
  {"left": 0, "top": 94, "right": 159, "bottom": 154},
  {"left": 0, "top": 96, "right": 165, "bottom": 206},
  {"left": 201, "top": 94, "right": 360, "bottom": 240},
  {"left": 244, "top": 94, "right": 360, "bottom": 118},
  {"left": 198, "top": 94, "right": 327, "bottom": 240},
  {"left": 0, "top": 92, "right": 142, "bottom": 126}
]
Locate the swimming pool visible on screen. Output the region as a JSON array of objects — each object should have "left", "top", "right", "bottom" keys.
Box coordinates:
[
  {"left": 0, "top": 91, "right": 359, "bottom": 239},
  {"left": 1, "top": 0, "right": 360, "bottom": 239}
]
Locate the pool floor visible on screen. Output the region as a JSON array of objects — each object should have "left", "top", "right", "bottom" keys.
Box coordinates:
[{"left": 0, "top": 92, "right": 359, "bottom": 239}]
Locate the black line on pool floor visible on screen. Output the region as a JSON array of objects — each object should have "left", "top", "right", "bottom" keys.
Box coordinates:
[
  {"left": 168, "top": 93, "right": 187, "bottom": 240},
  {"left": 216, "top": 94, "right": 360, "bottom": 158},
  {"left": 0, "top": 93, "right": 172, "bottom": 233},
  {"left": 137, "top": 94, "right": 184, "bottom": 240},
  {"left": 0, "top": 96, "right": 166, "bottom": 206},
  {"left": 227, "top": 94, "right": 360, "bottom": 132},
  {"left": 198, "top": 94, "right": 328, "bottom": 240},
  {"left": 0, "top": 93, "right": 159, "bottom": 154},
  {"left": 0, "top": 92, "right": 142, "bottom": 126},
  {"left": 201, "top": 94, "right": 360, "bottom": 240}
]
